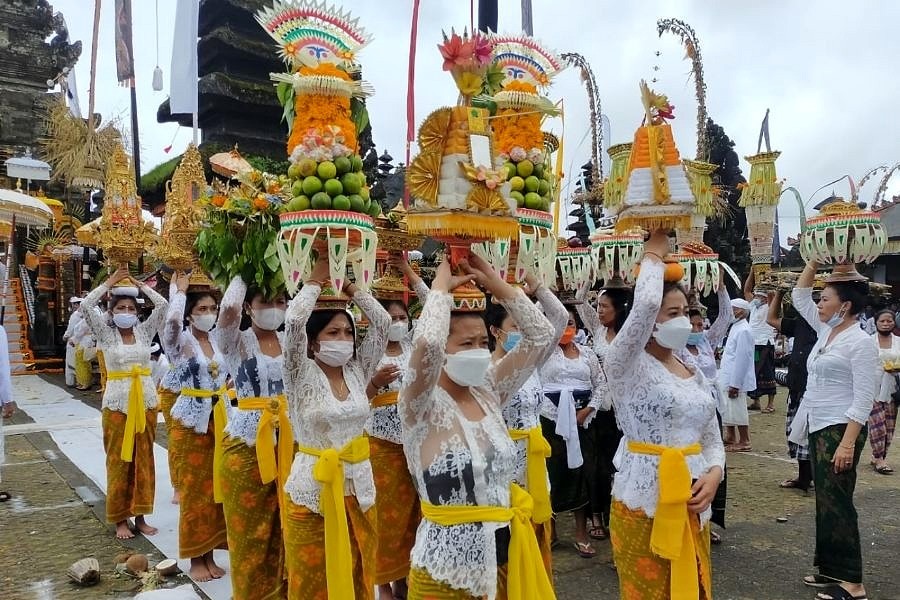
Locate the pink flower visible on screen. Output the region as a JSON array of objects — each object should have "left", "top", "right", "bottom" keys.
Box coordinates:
[
  {"left": 438, "top": 32, "right": 469, "bottom": 71},
  {"left": 472, "top": 33, "right": 493, "bottom": 65}
]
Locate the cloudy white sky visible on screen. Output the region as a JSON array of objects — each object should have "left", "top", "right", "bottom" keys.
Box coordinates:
[{"left": 52, "top": 0, "right": 900, "bottom": 242}]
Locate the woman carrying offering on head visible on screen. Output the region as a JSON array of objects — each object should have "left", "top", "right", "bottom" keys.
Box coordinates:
[
  {"left": 80, "top": 267, "right": 168, "bottom": 540},
  {"left": 487, "top": 271, "right": 567, "bottom": 578},
  {"left": 281, "top": 254, "right": 390, "bottom": 600},
  {"left": 604, "top": 230, "right": 724, "bottom": 600},
  {"left": 214, "top": 274, "right": 289, "bottom": 600},
  {"left": 160, "top": 271, "right": 228, "bottom": 582},
  {"left": 869, "top": 309, "right": 899, "bottom": 475},
  {"left": 400, "top": 254, "right": 556, "bottom": 600},
  {"left": 792, "top": 261, "right": 878, "bottom": 600}
]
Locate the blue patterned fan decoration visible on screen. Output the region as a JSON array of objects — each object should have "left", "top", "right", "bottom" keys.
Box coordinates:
[{"left": 489, "top": 34, "right": 564, "bottom": 89}]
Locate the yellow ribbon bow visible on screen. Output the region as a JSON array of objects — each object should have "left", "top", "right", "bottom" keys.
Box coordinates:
[
  {"left": 237, "top": 395, "right": 293, "bottom": 486},
  {"left": 627, "top": 440, "right": 702, "bottom": 600},
  {"left": 507, "top": 426, "right": 553, "bottom": 524},
  {"left": 180, "top": 386, "right": 229, "bottom": 503},
  {"left": 106, "top": 365, "right": 152, "bottom": 462},
  {"left": 421, "top": 483, "right": 556, "bottom": 600},
  {"left": 297, "top": 436, "right": 371, "bottom": 600},
  {"left": 370, "top": 390, "right": 399, "bottom": 409}
]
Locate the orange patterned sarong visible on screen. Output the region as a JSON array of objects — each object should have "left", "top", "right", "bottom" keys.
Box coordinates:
[
  {"left": 370, "top": 435, "right": 420, "bottom": 584},
  {"left": 102, "top": 408, "right": 156, "bottom": 523},
  {"left": 169, "top": 418, "right": 227, "bottom": 558},
  {"left": 609, "top": 500, "right": 712, "bottom": 600},
  {"left": 219, "top": 435, "right": 285, "bottom": 600},
  {"left": 283, "top": 495, "right": 376, "bottom": 600},
  {"left": 407, "top": 565, "right": 509, "bottom": 600},
  {"left": 158, "top": 389, "right": 179, "bottom": 489}
]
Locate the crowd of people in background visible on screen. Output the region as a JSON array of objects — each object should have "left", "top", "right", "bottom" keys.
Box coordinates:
[{"left": 1, "top": 234, "right": 896, "bottom": 600}]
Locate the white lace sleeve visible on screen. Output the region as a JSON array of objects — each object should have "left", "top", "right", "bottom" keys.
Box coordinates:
[
  {"left": 352, "top": 289, "right": 391, "bottom": 382},
  {"left": 80, "top": 283, "right": 116, "bottom": 348},
  {"left": 575, "top": 284, "right": 602, "bottom": 341},
  {"left": 137, "top": 283, "right": 168, "bottom": 341},
  {"left": 283, "top": 284, "right": 319, "bottom": 392},
  {"left": 398, "top": 290, "right": 452, "bottom": 425},
  {"left": 700, "top": 399, "right": 726, "bottom": 479},
  {"left": 791, "top": 287, "right": 826, "bottom": 335},
  {"left": 492, "top": 289, "right": 556, "bottom": 406},
  {"left": 705, "top": 286, "right": 733, "bottom": 348},
  {"left": 585, "top": 350, "right": 607, "bottom": 411},
  {"left": 535, "top": 285, "right": 567, "bottom": 357},
  {"left": 413, "top": 279, "right": 430, "bottom": 302},
  {"left": 606, "top": 258, "right": 664, "bottom": 387},
  {"left": 162, "top": 283, "right": 185, "bottom": 359},
  {"left": 212, "top": 276, "right": 245, "bottom": 365}
]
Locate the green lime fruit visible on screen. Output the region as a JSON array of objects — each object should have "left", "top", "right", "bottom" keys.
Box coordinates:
[
  {"left": 341, "top": 172, "right": 362, "bottom": 195},
  {"left": 298, "top": 158, "right": 318, "bottom": 177},
  {"left": 524, "top": 175, "right": 540, "bottom": 193},
  {"left": 538, "top": 180, "right": 551, "bottom": 196},
  {"left": 301, "top": 176, "right": 323, "bottom": 196},
  {"left": 504, "top": 162, "right": 518, "bottom": 180},
  {"left": 510, "top": 190, "right": 525, "bottom": 207},
  {"left": 524, "top": 192, "right": 542, "bottom": 209},
  {"left": 367, "top": 201, "right": 382, "bottom": 218},
  {"left": 350, "top": 155, "right": 364, "bottom": 172},
  {"left": 359, "top": 187, "right": 370, "bottom": 201},
  {"left": 287, "top": 163, "right": 303, "bottom": 180},
  {"left": 324, "top": 178, "right": 344, "bottom": 197},
  {"left": 533, "top": 163, "right": 544, "bottom": 178},
  {"left": 288, "top": 195, "right": 310, "bottom": 212},
  {"left": 348, "top": 194, "right": 365, "bottom": 213},
  {"left": 509, "top": 176, "right": 525, "bottom": 192},
  {"left": 317, "top": 161, "right": 337, "bottom": 179},
  {"left": 311, "top": 192, "right": 332, "bottom": 210},
  {"left": 516, "top": 160, "right": 534, "bottom": 178},
  {"left": 334, "top": 156, "right": 352, "bottom": 175},
  {"left": 332, "top": 194, "right": 351, "bottom": 211},
  {"left": 291, "top": 180, "right": 304, "bottom": 197}
]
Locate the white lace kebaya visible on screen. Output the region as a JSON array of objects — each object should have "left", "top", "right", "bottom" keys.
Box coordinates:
[
  {"left": 604, "top": 259, "right": 725, "bottom": 525},
  {"left": 213, "top": 276, "right": 285, "bottom": 447},
  {"left": 282, "top": 283, "right": 390, "bottom": 513},
  {"left": 399, "top": 288, "right": 555, "bottom": 599},
  {"left": 161, "top": 282, "right": 229, "bottom": 434},
  {"left": 81, "top": 282, "right": 168, "bottom": 413}
]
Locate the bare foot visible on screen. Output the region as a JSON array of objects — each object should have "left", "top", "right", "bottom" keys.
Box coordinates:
[
  {"left": 171, "top": 489, "right": 181, "bottom": 505},
  {"left": 134, "top": 516, "right": 158, "bottom": 536},
  {"left": 189, "top": 557, "right": 213, "bottom": 582},
  {"left": 115, "top": 520, "right": 135, "bottom": 540},
  {"left": 205, "top": 552, "right": 225, "bottom": 579},
  {"left": 377, "top": 584, "right": 395, "bottom": 600}
]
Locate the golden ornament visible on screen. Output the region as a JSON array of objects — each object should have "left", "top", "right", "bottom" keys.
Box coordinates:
[
  {"left": 417, "top": 108, "right": 452, "bottom": 154},
  {"left": 407, "top": 151, "right": 442, "bottom": 205}
]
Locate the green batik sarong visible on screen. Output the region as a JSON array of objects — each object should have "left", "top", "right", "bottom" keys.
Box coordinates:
[{"left": 808, "top": 423, "right": 867, "bottom": 584}]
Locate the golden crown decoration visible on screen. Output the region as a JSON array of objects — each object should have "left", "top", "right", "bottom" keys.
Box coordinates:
[
  {"left": 95, "top": 144, "right": 157, "bottom": 266},
  {"left": 156, "top": 144, "right": 207, "bottom": 271}
]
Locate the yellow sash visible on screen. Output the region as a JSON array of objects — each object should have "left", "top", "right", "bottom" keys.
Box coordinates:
[
  {"left": 237, "top": 395, "right": 293, "bottom": 487},
  {"left": 627, "top": 440, "right": 702, "bottom": 600},
  {"left": 180, "top": 386, "right": 229, "bottom": 503},
  {"left": 370, "top": 390, "right": 399, "bottom": 409},
  {"left": 297, "top": 436, "right": 371, "bottom": 600},
  {"left": 421, "top": 484, "right": 556, "bottom": 600},
  {"left": 507, "top": 426, "right": 552, "bottom": 524},
  {"left": 106, "top": 365, "right": 153, "bottom": 462}
]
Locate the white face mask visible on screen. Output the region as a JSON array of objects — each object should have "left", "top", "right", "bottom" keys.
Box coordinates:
[
  {"left": 652, "top": 315, "right": 692, "bottom": 351},
  {"left": 191, "top": 313, "right": 217, "bottom": 332},
  {"left": 387, "top": 321, "right": 408, "bottom": 342},
  {"left": 251, "top": 307, "right": 285, "bottom": 331},
  {"left": 113, "top": 313, "right": 139, "bottom": 329},
  {"left": 443, "top": 348, "right": 492, "bottom": 387},
  {"left": 315, "top": 340, "right": 355, "bottom": 367}
]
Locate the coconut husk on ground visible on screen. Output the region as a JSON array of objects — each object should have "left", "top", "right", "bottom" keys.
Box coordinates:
[{"left": 67, "top": 557, "right": 101, "bottom": 586}]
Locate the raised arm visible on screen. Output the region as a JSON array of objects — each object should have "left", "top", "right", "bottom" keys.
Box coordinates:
[
  {"left": 705, "top": 285, "right": 734, "bottom": 348},
  {"left": 743, "top": 268, "right": 755, "bottom": 301},
  {"left": 350, "top": 287, "right": 391, "bottom": 381},
  {"left": 398, "top": 289, "right": 452, "bottom": 424},
  {"left": 283, "top": 283, "right": 319, "bottom": 387},
  {"left": 161, "top": 276, "right": 187, "bottom": 359},
  {"left": 606, "top": 230, "right": 667, "bottom": 386},
  {"left": 575, "top": 283, "right": 602, "bottom": 340},
  {"left": 80, "top": 282, "right": 116, "bottom": 347},
  {"left": 534, "top": 281, "right": 567, "bottom": 363},
  {"left": 791, "top": 262, "right": 824, "bottom": 334},
  {"left": 213, "top": 276, "right": 246, "bottom": 361},
  {"left": 137, "top": 281, "right": 169, "bottom": 340},
  {"left": 767, "top": 289, "right": 785, "bottom": 332}
]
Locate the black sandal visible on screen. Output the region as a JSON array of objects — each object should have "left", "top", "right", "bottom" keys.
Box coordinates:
[
  {"left": 804, "top": 574, "right": 840, "bottom": 588},
  {"left": 815, "top": 585, "right": 868, "bottom": 600},
  {"left": 780, "top": 478, "right": 810, "bottom": 491},
  {"left": 0, "top": 491, "right": 10, "bottom": 502}
]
